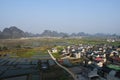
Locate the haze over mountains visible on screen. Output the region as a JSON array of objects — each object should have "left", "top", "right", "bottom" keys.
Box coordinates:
[{"left": 0, "top": 26, "right": 119, "bottom": 39}]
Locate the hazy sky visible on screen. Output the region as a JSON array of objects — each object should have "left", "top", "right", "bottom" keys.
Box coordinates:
[{"left": 0, "top": 0, "right": 120, "bottom": 34}]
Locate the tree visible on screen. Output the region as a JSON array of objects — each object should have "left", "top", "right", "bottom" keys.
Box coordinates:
[
  {"left": 2, "top": 46, "right": 8, "bottom": 50},
  {"left": 0, "top": 46, "right": 2, "bottom": 51}
]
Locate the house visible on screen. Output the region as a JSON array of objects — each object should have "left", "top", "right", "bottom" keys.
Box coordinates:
[
  {"left": 62, "top": 49, "right": 68, "bottom": 54},
  {"left": 99, "top": 64, "right": 120, "bottom": 80},
  {"left": 52, "top": 48, "right": 58, "bottom": 53},
  {"left": 112, "top": 57, "right": 120, "bottom": 63},
  {"left": 88, "top": 68, "right": 100, "bottom": 80},
  {"left": 107, "top": 39, "right": 115, "bottom": 42},
  {"left": 72, "top": 52, "right": 81, "bottom": 58}
]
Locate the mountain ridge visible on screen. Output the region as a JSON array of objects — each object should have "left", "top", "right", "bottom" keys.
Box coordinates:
[{"left": 0, "top": 26, "right": 119, "bottom": 39}]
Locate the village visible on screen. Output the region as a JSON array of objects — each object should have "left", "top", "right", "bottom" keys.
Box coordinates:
[
  {"left": 51, "top": 44, "right": 120, "bottom": 80},
  {"left": 0, "top": 37, "right": 120, "bottom": 80}
]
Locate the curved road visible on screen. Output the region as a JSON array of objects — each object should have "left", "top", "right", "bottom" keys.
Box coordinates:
[{"left": 48, "top": 50, "right": 77, "bottom": 80}]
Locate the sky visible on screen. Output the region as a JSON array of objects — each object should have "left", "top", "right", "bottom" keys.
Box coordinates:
[{"left": 0, "top": 0, "right": 120, "bottom": 34}]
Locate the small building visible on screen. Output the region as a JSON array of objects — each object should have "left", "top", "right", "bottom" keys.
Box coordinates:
[
  {"left": 52, "top": 48, "right": 58, "bottom": 53},
  {"left": 72, "top": 52, "right": 81, "bottom": 59},
  {"left": 88, "top": 68, "right": 100, "bottom": 80}
]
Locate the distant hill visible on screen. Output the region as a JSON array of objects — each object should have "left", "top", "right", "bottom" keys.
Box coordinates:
[
  {"left": 0, "top": 26, "right": 25, "bottom": 39},
  {"left": 0, "top": 26, "right": 119, "bottom": 39},
  {"left": 40, "top": 30, "right": 69, "bottom": 37}
]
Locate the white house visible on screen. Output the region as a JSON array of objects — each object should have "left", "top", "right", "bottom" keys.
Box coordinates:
[{"left": 52, "top": 48, "right": 58, "bottom": 53}]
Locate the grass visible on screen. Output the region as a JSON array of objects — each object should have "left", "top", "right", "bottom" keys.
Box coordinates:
[
  {"left": 0, "top": 47, "right": 49, "bottom": 58},
  {"left": 52, "top": 52, "right": 61, "bottom": 58},
  {"left": 16, "top": 50, "right": 35, "bottom": 57}
]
